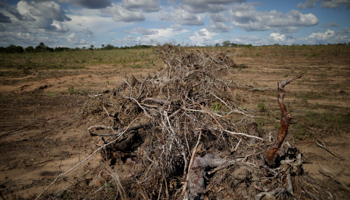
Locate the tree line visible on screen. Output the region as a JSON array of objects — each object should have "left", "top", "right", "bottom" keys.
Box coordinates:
[
  {"left": 1, "top": 41, "right": 348, "bottom": 54},
  {"left": 0, "top": 43, "right": 154, "bottom": 54}
]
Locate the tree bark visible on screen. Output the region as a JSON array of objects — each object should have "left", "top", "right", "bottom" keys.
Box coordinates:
[{"left": 265, "top": 75, "right": 301, "bottom": 167}]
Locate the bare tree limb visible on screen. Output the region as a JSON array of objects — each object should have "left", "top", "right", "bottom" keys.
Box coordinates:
[{"left": 265, "top": 75, "right": 301, "bottom": 166}]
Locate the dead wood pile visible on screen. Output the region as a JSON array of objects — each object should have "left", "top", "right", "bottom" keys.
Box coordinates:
[{"left": 80, "top": 45, "right": 307, "bottom": 200}]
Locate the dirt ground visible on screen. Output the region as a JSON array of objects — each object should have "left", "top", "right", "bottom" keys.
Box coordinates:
[{"left": 0, "top": 46, "right": 350, "bottom": 199}]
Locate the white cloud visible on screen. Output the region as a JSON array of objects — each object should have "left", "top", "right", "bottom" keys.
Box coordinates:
[
  {"left": 102, "top": 3, "right": 145, "bottom": 22},
  {"left": 160, "top": 8, "right": 204, "bottom": 25},
  {"left": 210, "top": 13, "right": 229, "bottom": 22},
  {"left": 320, "top": 0, "right": 350, "bottom": 8},
  {"left": 0, "top": 0, "right": 71, "bottom": 46},
  {"left": 17, "top": 0, "right": 71, "bottom": 30},
  {"left": 0, "top": 31, "right": 57, "bottom": 47},
  {"left": 300, "top": 29, "right": 350, "bottom": 44},
  {"left": 122, "top": 0, "right": 161, "bottom": 12},
  {"left": 189, "top": 28, "right": 217, "bottom": 46},
  {"left": 65, "top": 14, "right": 128, "bottom": 35},
  {"left": 297, "top": 0, "right": 317, "bottom": 9},
  {"left": 80, "top": 27, "right": 93, "bottom": 37},
  {"left": 209, "top": 21, "right": 233, "bottom": 32},
  {"left": 298, "top": 0, "right": 350, "bottom": 9},
  {"left": 128, "top": 27, "right": 159, "bottom": 35},
  {"left": 66, "top": 32, "right": 86, "bottom": 45},
  {"left": 308, "top": 29, "right": 335, "bottom": 40},
  {"left": 269, "top": 33, "right": 287, "bottom": 42},
  {"left": 229, "top": 3, "right": 318, "bottom": 32},
  {"left": 323, "top": 22, "right": 339, "bottom": 28},
  {"left": 51, "top": 20, "right": 69, "bottom": 32},
  {"left": 181, "top": 0, "right": 245, "bottom": 13},
  {"left": 113, "top": 26, "right": 189, "bottom": 46}
]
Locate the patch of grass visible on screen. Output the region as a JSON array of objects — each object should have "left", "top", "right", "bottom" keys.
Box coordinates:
[
  {"left": 0, "top": 70, "right": 24, "bottom": 77},
  {"left": 210, "top": 102, "right": 222, "bottom": 111},
  {"left": 257, "top": 101, "right": 267, "bottom": 112},
  {"left": 291, "top": 110, "right": 350, "bottom": 139},
  {"left": 67, "top": 87, "right": 88, "bottom": 95},
  {"left": 237, "top": 64, "right": 247, "bottom": 71},
  {"left": 44, "top": 92, "right": 60, "bottom": 97}
]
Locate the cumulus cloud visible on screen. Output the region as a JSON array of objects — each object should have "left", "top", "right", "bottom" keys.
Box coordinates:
[
  {"left": 128, "top": 27, "right": 159, "bottom": 35},
  {"left": 323, "top": 22, "right": 339, "bottom": 27},
  {"left": 208, "top": 13, "right": 232, "bottom": 32},
  {"left": 298, "top": 0, "right": 350, "bottom": 9},
  {"left": 210, "top": 13, "right": 229, "bottom": 22},
  {"left": 80, "top": 27, "right": 93, "bottom": 38},
  {"left": 181, "top": 0, "right": 245, "bottom": 13},
  {"left": 58, "top": 0, "right": 112, "bottom": 9},
  {"left": 122, "top": 0, "right": 161, "bottom": 12},
  {"left": 16, "top": 0, "right": 71, "bottom": 30},
  {"left": 297, "top": 0, "right": 317, "bottom": 9},
  {"left": 337, "top": 27, "right": 350, "bottom": 34},
  {"left": 0, "top": 0, "right": 71, "bottom": 47},
  {"left": 113, "top": 25, "right": 189, "bottom": 46},
  {"left": 209, "top": 22, "right": 233, "bottom": 32},
  {"left": 189, "top": 28, "right": 217, "bottom": 46},
  {"left": 308, "top": 29, "right": 335, "bottom": 40},
  {"left": 102, "top": 3, "right": 145, "bottom": 22},
  {"left": 229, "top": 3, "right": 318, "bottom": 32},
  {"left": 0, "top": 30, "right": 57, "bottom": 47},
  {"left": 66, "top": 32, "right": 86, "bottom": 45},
  {"left": 270, "top": 33, "right": 286, "bottom": 41},
  {"left": 160, "top": 8, "right": 204, "bottom": 25},
  {"left": 0, "top": 12, "right": 11, "bottom": 23}
]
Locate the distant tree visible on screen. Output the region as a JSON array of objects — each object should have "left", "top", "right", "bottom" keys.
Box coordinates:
[
  {"left": 101, "top": 44, "right": 105, "bottom": 49},
  {"left": 222, "top": 40, "right": 231, "bottom": 47},
  {"left": 104, "top": 44, "right": 114, "bottom": 50},
  {"left": 35, "top": 42, "right": 50, "bottom": 52},
  {"left": 89, "top": 45, "right": 94, "bottom": 50},
  {"left": 7, "top": 45, "right": 24, "bottom": 53},
  {"left": 24, "top": 46, "right": 35, "bottom": 53},
  {"left": 215, "top": 43, "right": 221, "bottom": 47}
]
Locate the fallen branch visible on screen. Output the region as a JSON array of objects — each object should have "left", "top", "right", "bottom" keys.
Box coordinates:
[
  {"left": 224, "top": 129, "right": 264, "bottom": 141},
  {"left": 314, "top": 137, "right": 339, "bottom": 158},
  {"left": 88, "top": 122, "right": 154, "bottom": 137},
  {"left": 265, "top": 75, "right": 301, "bottom": 166},
  {"left": 181, "top": 130, "right": 202, "bottom": 198}
]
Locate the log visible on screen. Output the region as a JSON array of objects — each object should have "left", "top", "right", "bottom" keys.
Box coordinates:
[
  {"left": 265, "top": 75, "right": 301, "bottom": 167},
  {"left": 187, "top": 154, "right": 228, "bottom": 200}
]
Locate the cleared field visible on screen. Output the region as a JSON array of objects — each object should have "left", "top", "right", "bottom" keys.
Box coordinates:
[{"left": 0, "top": 45, "right": 349, "bottom": 199}]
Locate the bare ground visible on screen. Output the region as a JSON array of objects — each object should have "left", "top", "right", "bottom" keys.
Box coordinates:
[{"left": 0, "top": 47, "right": 350, "bottom": 199}]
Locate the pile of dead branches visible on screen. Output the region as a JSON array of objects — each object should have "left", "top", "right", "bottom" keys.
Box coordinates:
[{"left": 39, "top": 44, "right": 313, "bottom": 200}]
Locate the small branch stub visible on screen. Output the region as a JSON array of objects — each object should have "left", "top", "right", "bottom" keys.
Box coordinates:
[{"left": 265, "top": 75, "right": 302, "bottom": 167}]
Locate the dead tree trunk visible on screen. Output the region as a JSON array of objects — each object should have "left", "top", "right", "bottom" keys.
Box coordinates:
[{"left": 265, "top": 75, "right": 301, "bottom": 167}]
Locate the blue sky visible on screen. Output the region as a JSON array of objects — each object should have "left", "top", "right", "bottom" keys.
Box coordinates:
[{"left": 0, "top": 0, "right": 349, "bottom": 48}]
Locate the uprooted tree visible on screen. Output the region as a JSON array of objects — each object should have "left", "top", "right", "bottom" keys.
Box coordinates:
[{"left": 38, "top": 44, "right": 309, "bottom": 200}]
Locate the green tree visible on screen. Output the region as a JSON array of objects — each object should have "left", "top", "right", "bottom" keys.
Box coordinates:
[
  {"left": 6, "top": 45, "right": 24, "bottom": 53},
  {"left": 25, "top": 46, "right": 35, "bottom": 53},
  {"left": 35, "top": 42, "right": 48, "bottom": 52},
  {"left": 222, "top": 40, "right": 231, "bottom": 47}
]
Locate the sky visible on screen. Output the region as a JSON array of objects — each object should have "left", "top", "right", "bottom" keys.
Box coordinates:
[{"left": 0, "top": 0, "right": 350, "bottom": 48}]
